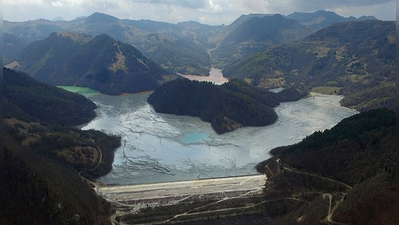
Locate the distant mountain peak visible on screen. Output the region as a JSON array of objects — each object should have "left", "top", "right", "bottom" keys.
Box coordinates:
[
  {"left": 73, "top": 16, "right": 87, "bottom": 20},
  {"left": 51, "top": 16, "right": 64, "bottom": 22},
  {"left": 86, "top": 12, "right": 119, "bottom": 23},
  {"left": 178, "top": 20, "right": 201, "bottom": 25},
  {"left": 286, "top": 10, "right": 377, "bottom": 29},
  {"left": 358, "top": 15, "right": 378, "bottom": 20}
]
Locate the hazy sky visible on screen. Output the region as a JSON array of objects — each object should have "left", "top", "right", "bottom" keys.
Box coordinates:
[{"left": 3, "top": 0, "right": 396, "bottom": 25}]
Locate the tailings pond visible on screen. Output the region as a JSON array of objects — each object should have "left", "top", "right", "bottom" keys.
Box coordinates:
[{"left": 81, "top": 91, "right": 357, "bottom": 185}]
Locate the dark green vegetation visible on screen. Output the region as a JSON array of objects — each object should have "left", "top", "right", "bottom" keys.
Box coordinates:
[
  {"left": 286, "top": 10, "right": 376, "bottom": 30},
  {"left": 4, "top": 12, "right": 221, "bottom": 75},
  {"left": 223, "top": 20, "right": 396, "bottom": 111},
  {"left": 4, "top": 119, "right": 121, "bottom": 180},
  {"left": 256, "top": 108, "right": 396, "bottom": 225},
  {"left": 3, "top": 68, "right": 96, "bottom": 126},
  {"left": 148, "top": 79, "right": 306, "bottom": 134},
  {"left": 3, "top": 68, "right": 121, "bottom": 225},
  {"left": 4, "top": 132, "right": 114, "bottom": 225},
  {"left": 12, "top": 32, "right": 174, "bottom": 95}
]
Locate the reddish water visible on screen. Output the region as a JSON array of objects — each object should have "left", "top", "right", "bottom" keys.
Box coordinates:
[{"left": 179, "top": 68, "right": 228, "bottom": 85}]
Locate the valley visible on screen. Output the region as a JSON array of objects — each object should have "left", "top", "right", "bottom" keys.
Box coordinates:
[{"left": 3, "top": 7, "right": 396, "bottom": 225}]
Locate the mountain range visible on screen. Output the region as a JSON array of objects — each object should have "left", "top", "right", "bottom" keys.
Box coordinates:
[
  {"left": 223, "top": 20, "right": 396, "bottom": 112},
  {"left": 4, "top": 12, "right": 219, "bottom": 75},
  {"left": 4, "top": 10, "right": 377, "bottom": 74},
  {"left": 3, "top": 11, "right": 393, "bottom": 108},
  {"left": 286, "top": 10, "right": 377, "bottom": 30}
]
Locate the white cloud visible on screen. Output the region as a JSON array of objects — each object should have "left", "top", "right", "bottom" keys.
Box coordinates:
[
  {"left": 51, "top": 1, "right": 64, "bottom": 7},
  {"left": 209, "top": 0, "right": 222, "bottom": 12},
  {"left": 4, "top": 0, "right": 44, "bottom": 6}
]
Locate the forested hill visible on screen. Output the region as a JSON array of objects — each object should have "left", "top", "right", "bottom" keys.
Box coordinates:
[
  {"left": 147, "top": 79, "right": 306, "bottom": 134},
  {"left": 256, "top": 108, "right": 396, "bottom": 225},
  {"left": 3, "top": 67, "right": 96, "bottom": 126},
  {"left": 223, "top": 20, "right": 396, "bottom": 112},
  {"left": 3, "top": 67, "right": 122, "bottom": 224},
  {"left": 13, "top": 32, "right": 176, "bottom": 95}
]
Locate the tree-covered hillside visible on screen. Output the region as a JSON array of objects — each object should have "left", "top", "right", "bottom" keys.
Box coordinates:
[
  {"left": 148, "top": 79, "right": 306, "bottom": 134},
  {"left": 13, "top": 32, "right": 176, "bottom": 95},
  {"left": 223, "top": 20, "right": 396, "bottom": 111},
  {"left": 3, "top": 67, "right": 121, "bottom": 225},
  {"left": 3, "top": 68, "right": 96, "bottom": 126},
  {"left": 4, "top": 131, "right": 114, "bottom": 225},
  {"left": 256, "top": 108, "right": 396, "bottom": 225}
]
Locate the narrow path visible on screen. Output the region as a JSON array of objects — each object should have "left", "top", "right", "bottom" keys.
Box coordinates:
[
  {"left": 275, "top": 159, "right": 351, "bottom": 224},
  {"left": 74, "top": 139, "right": 121, "bottom": 225},
  {"left": 264, "top": 164, "right": 274, "bottom": 177},
  {"left": 323, "top": 193, "right": 333, "bottom": 218},
  {"left": 161, "top": 187, "right": 263, "bottom": 223},
  {"left": 325, "top": 193, "right": 348, "bottom": 225},
  {"left": 277, "top": 158, "right": 352, "bottom": 190},
  {"left": 161, "top": 195, "right": 311, "bottom": 225},
  {"left": 78, "top": 138, "right": 103, "bottom": 176},
  {"left": 76, "top": 138, "right": 105, "bottom": 196}
]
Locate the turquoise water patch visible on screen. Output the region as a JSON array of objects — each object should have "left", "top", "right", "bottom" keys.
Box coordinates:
[
  {"left": 182, "top": 132, "right": 211, "bottom": 144},
  {"left": 58, "top": 86, "right": 100, "bottom": 97}
]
